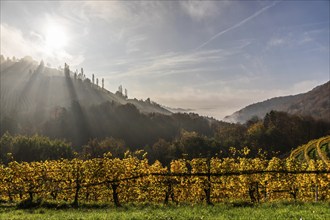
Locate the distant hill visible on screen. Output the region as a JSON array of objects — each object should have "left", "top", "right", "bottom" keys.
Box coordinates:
[
  {"left": 0, "top": 56, "right": 213, "bottom": 147},
  {"left": 0, "top": 56, "right": 171, "bottom": 119},
  {"left": 224, "top": 81, "right": 330, "bottom": 123}
]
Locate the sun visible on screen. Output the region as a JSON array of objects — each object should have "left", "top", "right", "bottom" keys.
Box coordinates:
[{"left": 44, "top": 25, "right": 68, "bottom": 53}]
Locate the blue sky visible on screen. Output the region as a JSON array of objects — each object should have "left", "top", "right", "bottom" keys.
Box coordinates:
[{"left": 1, "top": 1, "right": 329, "bottom": 120}]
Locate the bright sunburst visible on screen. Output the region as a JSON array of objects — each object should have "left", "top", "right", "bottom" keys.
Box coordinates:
[{"left": 44, "top": 25, "right": 68, "bottom": 54}]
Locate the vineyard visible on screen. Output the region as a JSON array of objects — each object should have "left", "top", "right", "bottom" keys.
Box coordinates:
[
  {"left": 0, "top": 137, "right": 329, "bottom": 207},
  {"left": 290, "top": 135, "right": 330, "bottom": 166}
]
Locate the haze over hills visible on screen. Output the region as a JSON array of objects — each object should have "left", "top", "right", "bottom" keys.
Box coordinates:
[
  {"left": 2, "top": 55, "right": 329, "bottom": 127},
  {"left": 0, "top": 55, "right": 171, "bottom": 119},
  {"left": 0, "top": 55, "right": 214, "bottom": 147},
  {"left": 224, "top": 81, "right": 330, "bottom": 124}
]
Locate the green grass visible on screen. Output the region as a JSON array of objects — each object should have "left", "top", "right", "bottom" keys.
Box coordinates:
[{"left": 1, "top": 202, "right": 329, "bottom": 220}]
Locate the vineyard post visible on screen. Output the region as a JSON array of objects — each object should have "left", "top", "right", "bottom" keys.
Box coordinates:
[
  {"left": 263, "top": 181, "right": 267, "bottom": 201},
  {"left": 25, "top": 169, "right": 35, "bottom": 202},
  {"left": 256, "top": 182, "right": 260, "bottom": 202},
  {"left": 314, "top": 183, "right": 318, "bottom": 202},
  {"left": 72, "top": 163, "right": 81, "bottom": 207},
  {"left": 290, "top": 185, "right": 298, "bottom": 202},
  {"left": 164, "top": 169, "right": 172, "bottom": 205},
  {"left": 164, "top": 168, "right": 177, "bottom": 205},
  {"left": 205, "top": 156, "right": 213, "bottom": 205},
  {"left": 19, "top": 190, "right": 23, "bottom": 200},
  {"left": 311, "top": 180, "right": 319, "bottom": 202},
  {"left": 8, "top": 191, "right": 13, "bottom": 202},
  {"left": 248, "top": 182, "right": 259, "bottom": 203},
  {"left": 28, "top": 186, "right": 34, "bottom": 202},
  {"left": 85, "top": 187, "right": 90, "bottom": 202},
  {"left": 111, "top": 183, "right": 121, "bottom": 207}
]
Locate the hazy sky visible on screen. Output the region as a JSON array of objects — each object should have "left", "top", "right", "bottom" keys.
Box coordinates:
[{"left": 1, "top": 1, "right": 329, "bottom": 120}]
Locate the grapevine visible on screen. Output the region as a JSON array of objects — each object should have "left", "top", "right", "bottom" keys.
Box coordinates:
[{"left": 0, "top": 137, "right": 329, "bottom": 205}]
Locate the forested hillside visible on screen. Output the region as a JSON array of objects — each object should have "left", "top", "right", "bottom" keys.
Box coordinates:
[
  {"left": 1, "top": 111, "right": 329, "bottom": 164},
  {"left": 0, "top": 56, "right": 171, "bottom": 116},
  {"left": 224, "top": 81, "right": 330, "bottom": 123}
]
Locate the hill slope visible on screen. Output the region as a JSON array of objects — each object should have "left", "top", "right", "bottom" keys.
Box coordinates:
[
  {"left": 0, "top": 56, "right": 171, "bottom": 119},
  {"left": 0, "top": 56, "right": 214, "bottom": 147},
  {"left": 224, "top": 81, "right": 330, "bottom": 123}
]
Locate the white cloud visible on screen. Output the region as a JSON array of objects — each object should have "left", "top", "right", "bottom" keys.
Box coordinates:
[
  {"left": 126, "top": 35, "right": 147, "bottom": 54},
  {"left": 0, "top": 23, "right": 84, "bottom": 68},
  {"left": 289, "top": 80, "right": 323, "bottom": 95},
  {"left": 299, "top": 29, "right": 329, "bottom": 52},
  {"left": 106, "top": 48, "right": 239, "bottom": 80},
  {"left": 268, "top": 38, "right": 285, "bottom": 47},
  {"left": 266, "top": 26, "right": 329, "bottom": 51},
  {"left": 298, "top": 34, "right": 313, "bottom": 45},
  {"left": 1, "top": 23, "right": 40, "bottom": 59},
  {"left": 180, "top": 1, "right": 221, "bottom": 21},
  {"left": 83, "top": 1, "right": 132, "bottom": 24},
  {"left": 81, "top": 1, "right": 170, "bottom": 28}
]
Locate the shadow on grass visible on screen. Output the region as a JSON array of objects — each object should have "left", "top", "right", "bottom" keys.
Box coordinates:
[
  {"left": 2, "top": 199, "right": 329, "bottom": 211},
  {"left": 14, "top": 199, "right": 113, "bottom": 210},
  {"left": 223, "top": 201, "right": 255, "bottom": 208}
]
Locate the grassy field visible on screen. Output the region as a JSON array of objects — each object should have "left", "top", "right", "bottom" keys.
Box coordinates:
[{"left": 0, "top": 202, "right": 329, "bottom": 220}]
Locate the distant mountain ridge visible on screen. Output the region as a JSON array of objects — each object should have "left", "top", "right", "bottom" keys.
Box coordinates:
[{"left": 224, "top": 81, "right": 330, "bottom": 123}]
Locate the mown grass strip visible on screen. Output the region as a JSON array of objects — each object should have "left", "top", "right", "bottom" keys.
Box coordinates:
[{"left": 1, "top": 202, "right": 329, "bottom": 220}]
